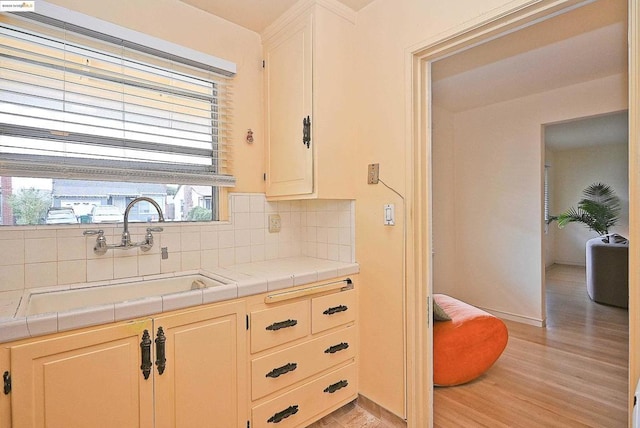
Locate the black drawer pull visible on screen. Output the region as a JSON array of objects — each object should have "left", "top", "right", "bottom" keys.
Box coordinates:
[
  {"left": 268, "top": 405, "right": 299, "bottom": 423},
  {"left": 324, "top": 379, "right": 348, "bottom": 394},
  {"left": 266, "top": 362, "right": 298, "bottom": 378},
  {"left": 266, "top": 319, "right": 298, "bottom": 331},
  {"left": 140, "top": 330, "right": 152, "bottom": 380},
  {"left": 155, "top": 326, "right": 167, "bottom": 376},
  {"left": 323, "top": 305, "right": 348, "bottom": 315},
  {"left": 324, "top": 342, "right": 349, "bottom": 354}
]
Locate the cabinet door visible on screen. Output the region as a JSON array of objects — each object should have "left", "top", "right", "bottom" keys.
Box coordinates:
[
  {"left": 153, "top": 301, "right": 247, "bottom": 428},
  {"left": 10, "top": 319, "right": 154, "bottom": 428},
  {"left": 265, "top": 14, "right": 313, "bottom": 197}
]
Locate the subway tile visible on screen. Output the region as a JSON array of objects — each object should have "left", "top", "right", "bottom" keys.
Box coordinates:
[
  {"left": 113, "top": 256, "right": 138, "bottom": 279},
  {"left": 160, "top": 251, "right": 181, "bottom": 274},
  {"left": 25, "top": 238, "right": 57, "bottom": 264},
  {"left": 327, "top": 244, "right": 340, "bottom": 262},
  {"left": 86, "top": 258, "right": 114, "bottom": 283},
  {"left": 339, "top": 245, "right": 353, "bottom": 263},
  {"left": 218, "top": 230, "right": 235, "bottom": 248},
  {"left": 57, "top": 236, "right": 87, "bottom": 261},
  {"left": 218, "top": 248, "right": 235, "bottom": 266},
  {"left": 250, "top": 229, "right": 265, "bottom": 245},
  {"left": 250, "top": 245, "right": 265, "bottom": 263},
  {"left": 232, "top": 194, "right": 251, "bottom": 213},
  {"left": 24, "top": 229, "right": 56, "bottom": 239},
  {"left": 58, "top": 260, "right": 87, "bottom": 285},
  {"left": 235, "top": 246, "right": 251, "bottom": 264},
  {"left": 138, "top": 253, "right": 160, "bottom": 276},
  {"left": 250, "top": 212, "right": 264, "bottom": 229},
  {"left": 181, "top": 251, "right": 201, "bottom": 271},
  {"left": 234, "top": 212, "right": 251, "bottom": 229},
  {"left": 277, "top": 201, "right": 291, "bottom": 212},
  {"left": 0, "top": 239, "right": 25, "bottom": 266},
  {"left": 0, "top": 265, "right": 25, "bottom": 292},
  {"left": 327, "top": 227, "right": 340, "bottom": 245},
  {"left": 160, "top": 230, "right": 182, "bottom": 252},
  {"left": 200, "top": 231, "right": 218, "bottom": 250},
  {"left": 200, "top": 249, "right": 219, "bottom": 271},
  {"left": 181, "top": 231, "right": 201, "bottom": 252},
  {"left": 25, "top": 262, "right": 57, "bottom": 288},
  {"left": 249, "top": 195, "right": 265, "bottom": 212},
  {"left": 235, "top": 229, "right": 251, "bottom": 247},
  {"left": 0, "top": 230, "right": 24, "bottom": 240}
]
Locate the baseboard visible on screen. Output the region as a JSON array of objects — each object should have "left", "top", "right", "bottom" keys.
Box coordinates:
[
  {"left": 480, "top": 307, "right": 545, "bottom": 327},
  {"left": 357, "top": 394, "right": 407, "bottom": 427}
]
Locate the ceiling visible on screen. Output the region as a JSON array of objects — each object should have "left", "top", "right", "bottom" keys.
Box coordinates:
[
  {"left": 178, "top": 0, "right": 375, "bottom": 33},
  {"left": 431, "top": 0, "right": 628, "bottom": 150},
  {"left": 545, "top": 111, "right": 628, "bottom": 151}
]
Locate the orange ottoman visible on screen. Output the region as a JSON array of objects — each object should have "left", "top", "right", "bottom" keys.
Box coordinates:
[{"left": 433, "top": 294, "right": 508, "bottom": 386}]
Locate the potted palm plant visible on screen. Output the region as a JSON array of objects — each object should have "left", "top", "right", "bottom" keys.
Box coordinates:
[
  {"left": 552, "top": 182, "right": 628, "bottom": 308},
  {"left": 554, "top": 182, "right": 622, "bottom": 241}
]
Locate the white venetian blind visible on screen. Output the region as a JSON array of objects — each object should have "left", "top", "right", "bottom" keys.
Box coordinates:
[{"left": 0, "top": 12, "right": 235, "bottom": 186}]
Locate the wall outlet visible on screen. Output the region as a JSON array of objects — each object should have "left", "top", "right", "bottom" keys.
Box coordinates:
[
  {"left": 368, "top": 163, "right": 379, "bottom": 184},
  {"left": 268, "top": 214, "right": 281, "bottom": 233}
]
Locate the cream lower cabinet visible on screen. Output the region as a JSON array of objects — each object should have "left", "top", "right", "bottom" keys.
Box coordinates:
[
  {"left": 248, "top": 277, "right": 358, "bottom": 428},
  {"left": 6, "top": 300, "right": 246, "bottom": 428}
]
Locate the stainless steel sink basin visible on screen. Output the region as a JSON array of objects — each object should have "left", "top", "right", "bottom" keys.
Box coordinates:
[{"left": 19, "top": 274, "right": 230, "bottom": 317}]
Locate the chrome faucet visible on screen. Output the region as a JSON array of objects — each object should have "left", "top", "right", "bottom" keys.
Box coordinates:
[{"left": 83, "top": 197, "right": 165, "bottom": 255}]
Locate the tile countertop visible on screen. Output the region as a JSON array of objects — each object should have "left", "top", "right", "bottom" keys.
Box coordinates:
[{"left": 0, "top": 257, "right": 359, "bottom": 344}]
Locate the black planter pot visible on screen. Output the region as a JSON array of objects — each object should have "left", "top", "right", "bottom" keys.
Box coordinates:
[{"left": 586, "top": 235, "right": 629, "bottom": 308}]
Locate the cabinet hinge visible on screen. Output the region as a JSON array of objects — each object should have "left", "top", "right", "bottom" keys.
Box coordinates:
[
  {"left": 262, "top": 60, "right": 265, "bottom": 68},
  {"left": 246, "top": 314, "right": 250, "bottom": 330},
  {"left": 263, "top": 173, "right": 266, "bottom": 181},
  {"left": 3, "top": 371, "right": 10, "bottom": 395}
]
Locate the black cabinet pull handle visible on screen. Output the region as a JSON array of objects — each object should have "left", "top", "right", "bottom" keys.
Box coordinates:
[
  {"left": 324, "top": 342, "right": 349, "bottom": 354},
  {"left": 155, "top": 326, "right": 167, "bottom": 376},
  {"left": 303, "top": 116, "right": 311, "bottom": 148},
  {"left": 266, "top": 319, "right": 298, "bottom": 331},
  {"left": 323, "top": 305, "right": 348, "bottom": 315},
  {"left": 266, "top": 362, "right": 297, "bottom": 378},
  {"left": 140, "top": 329, "right": 152, "bottom": 380},
  {"left": 324, "top": 379, "right": 348, "bottom": 394},
  {"left": 268, "top": 405, "right": 299, "bottom": 423},
  {"left": 3, "top": 371, "right": 10, "bottom": 395}
]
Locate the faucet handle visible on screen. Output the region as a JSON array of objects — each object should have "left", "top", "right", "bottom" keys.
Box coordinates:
[
  {"left": 83, "top": 229, "right": 104, "bottom": 236},
  {"left": 146, "top": 227, "right": 163, "bottom": 233}
]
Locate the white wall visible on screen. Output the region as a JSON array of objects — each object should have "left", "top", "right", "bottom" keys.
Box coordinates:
[
  {"left": 549, "top": 143, "right": 629, "bottom": 265},
  {"left": 432, "top": 73, "right": 627, "bottom": 324}
]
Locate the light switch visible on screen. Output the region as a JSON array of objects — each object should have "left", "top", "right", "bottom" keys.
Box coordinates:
[{"left": 384, "top": 204, "right": 395, "bottom": 226}]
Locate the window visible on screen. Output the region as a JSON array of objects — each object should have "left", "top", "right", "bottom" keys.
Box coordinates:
[{"left": 0, "top": 8, "right": 235, "bottom": 225}]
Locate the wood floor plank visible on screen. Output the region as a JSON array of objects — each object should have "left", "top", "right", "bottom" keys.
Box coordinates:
[{"left": 434, "top": 264, "right": 629, "bottom": 427}]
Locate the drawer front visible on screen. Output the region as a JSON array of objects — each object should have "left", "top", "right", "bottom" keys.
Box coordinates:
[
  {"left": 251, "top": 300, "right": 310, "bottom": 353},
  {"left": 311, "top": 289, "right": 356, "bottom": 334},
  {"left": 251, "top": 325, "right": 356, "bottom": 400},
  {"left": 252, "top": 363, "right": 357, "bottom": 428}
]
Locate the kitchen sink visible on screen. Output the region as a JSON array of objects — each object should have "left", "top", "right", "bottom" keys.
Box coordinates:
[{"left": 18, "top": 274, "right": 231, "bottom": 317}]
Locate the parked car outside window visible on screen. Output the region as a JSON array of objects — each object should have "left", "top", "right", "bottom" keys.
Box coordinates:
[
  {"left": 45, "top": 207, "right": 79, "bottom": 225},
  {"left": 90, "top": 205, "right": 124, "bottom": 223}
]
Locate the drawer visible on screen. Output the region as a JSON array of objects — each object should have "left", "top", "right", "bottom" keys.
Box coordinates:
[
  {"left": 251, "top": 325, "right": 356, "bottom": 400},
  {"left": 252, "top": 363, "right": 357, "bottom": 428},
  {"left": 251, "top": 300, "right": 310, "bottom": 353},
  {"left": 311, "top": 288, "right": 356, "bottom": 334}
]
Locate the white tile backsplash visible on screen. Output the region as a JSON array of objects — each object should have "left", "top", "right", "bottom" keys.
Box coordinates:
[{"left": 0, "top": 193, "right": 355, "bottom": 294}]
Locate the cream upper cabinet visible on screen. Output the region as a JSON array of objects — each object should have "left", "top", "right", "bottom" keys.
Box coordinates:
[
  {"left": 6, "top": 300, "right": 247, "bottom": 428},
  {"left": 263, "top": 0, "right": 356, "bottom": 200}
]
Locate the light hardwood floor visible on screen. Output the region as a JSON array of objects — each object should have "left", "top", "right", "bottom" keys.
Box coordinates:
[
  {"left": 434, "top": 264, "right": 629, "bottom": 427},
  {"left": 315, "top": 264, "right": 628, "bottom": 427}
]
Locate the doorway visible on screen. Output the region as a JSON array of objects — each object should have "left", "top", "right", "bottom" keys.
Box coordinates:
[{"left": 405, "top": 0, "right": 637, "bottom": 427}]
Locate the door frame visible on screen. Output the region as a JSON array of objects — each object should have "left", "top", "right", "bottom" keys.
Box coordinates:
[{"left": 404, "top": 1, "right": 638, "bottom": 426}]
